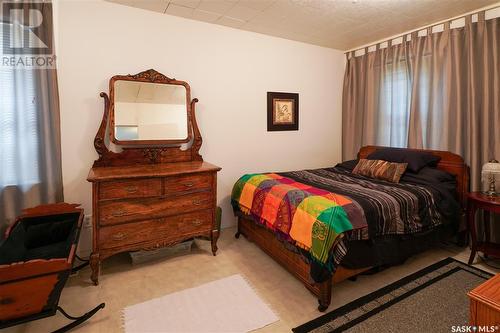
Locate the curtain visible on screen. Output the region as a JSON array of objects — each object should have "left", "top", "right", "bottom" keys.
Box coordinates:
[
  {"left": 0, "top": 2, "right": 63, "bottom": 232},
  {"left": 342, "top": 39, "right": 411, "bottom": 154},
  {"left": 342, "top": 12, "right": 500, "bottom": 192}
]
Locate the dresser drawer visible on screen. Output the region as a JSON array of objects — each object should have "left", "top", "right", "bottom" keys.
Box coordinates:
[
  {"left": 99, "top": 178, "right": 162, "bottom": 200},
  {"left": 99, "top": 191, "right": 213, "bottom": 226},
  {"left": 99, "top": 210, "right": 212, "bottom": 250},
  {"left": 164, "top": 173, "right": 212, "bottom": 195}
]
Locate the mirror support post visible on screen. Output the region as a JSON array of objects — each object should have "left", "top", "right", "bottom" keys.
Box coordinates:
[
  {"left": 93, "top": 92, "right": 112, "bottom": 167},
  {"left": 191, "top": 98, "right": 202, "bottom": 161}
]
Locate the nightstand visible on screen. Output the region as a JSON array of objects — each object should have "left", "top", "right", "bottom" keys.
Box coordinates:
[{"left": 467, "top": 192, "right": 500, "bottom": 265}]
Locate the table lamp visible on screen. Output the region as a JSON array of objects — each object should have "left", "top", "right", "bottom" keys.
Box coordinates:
[{"left": 482, "top": 159, "right": 500, "bottom": 196}]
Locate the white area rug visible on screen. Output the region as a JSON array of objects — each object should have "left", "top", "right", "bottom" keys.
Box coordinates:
[{"left": 123, "top": 274, "right": 279, "bottom": 332}]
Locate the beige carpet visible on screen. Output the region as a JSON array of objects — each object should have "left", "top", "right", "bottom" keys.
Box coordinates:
[{"left": 123, "top": 274, "right": 279, "bottom": 332}]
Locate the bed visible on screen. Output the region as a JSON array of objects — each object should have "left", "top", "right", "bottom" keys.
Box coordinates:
[{"left": 232, "top": 146, "right": 469, "bottom": 311}]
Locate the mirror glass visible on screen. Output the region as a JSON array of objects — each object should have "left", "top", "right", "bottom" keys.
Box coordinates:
[{"left": 114, "top": 80, "right": 188, "bottom": 142}]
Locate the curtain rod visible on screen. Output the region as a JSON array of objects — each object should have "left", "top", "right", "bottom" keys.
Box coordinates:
[{"left": 344, "top": 4, "right": 500, "bottom": 54}]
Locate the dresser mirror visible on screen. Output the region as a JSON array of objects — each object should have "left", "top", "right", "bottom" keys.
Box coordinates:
[
  {"left": 88, "top": 69, "right": 221, "bottom": 284},
  {"left": 92, "top": 69, "right": 203, "bottom": 167},
  {"left": 109, "top": 70, "right": 192, "bottom": 145}
]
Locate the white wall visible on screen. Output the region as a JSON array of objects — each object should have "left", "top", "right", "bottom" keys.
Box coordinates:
[{"left": 55, "top": 0, "right": 345, "bottom": 254}]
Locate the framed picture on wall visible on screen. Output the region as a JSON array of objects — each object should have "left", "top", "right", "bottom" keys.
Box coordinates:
[{"left": 267, "top": 92, "right": 299, "bottom": 131}]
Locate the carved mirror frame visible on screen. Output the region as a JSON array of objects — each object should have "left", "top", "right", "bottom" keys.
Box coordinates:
[
  {"left": 109, "top": 71, "right": 192, "bottom": 145},
  {"left": 92, "top": 69, "right": 203, "bottom": 167}
]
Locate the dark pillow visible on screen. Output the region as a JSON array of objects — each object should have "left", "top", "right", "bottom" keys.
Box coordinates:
[
  {"left": 352, "top": 159, "right": 408, "bottom": 183},
  {"left": 367, "top": 148, "right": 441, "bottom": 173},
  {"left": 335, "top": 159, "right": 358, "bottom": 171},
  {"left": 417, "top": 166, "right": 455, "bottom": 182},
  {"left": 401, "top": 166, "right": 456, "bottom": 183}
]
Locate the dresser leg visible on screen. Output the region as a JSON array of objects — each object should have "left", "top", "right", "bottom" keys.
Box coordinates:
[
  {"left": 90, "top": 253, "right": 100, "bottom": 285},
  {"left": 211, "top": 230, "right": 219, "bottom": 256}
]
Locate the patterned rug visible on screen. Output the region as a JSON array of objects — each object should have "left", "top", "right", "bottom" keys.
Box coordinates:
[{"left": 293, "top": 258, "right": 492, "bottom": 333}]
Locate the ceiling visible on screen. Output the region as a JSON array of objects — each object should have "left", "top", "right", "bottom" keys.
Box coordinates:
[{"left": 106, "top": 0, "right": 499, "bottom": 50}]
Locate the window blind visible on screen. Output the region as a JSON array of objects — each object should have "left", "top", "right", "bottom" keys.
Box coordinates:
[{"left": 0, "top": 22, "right": 40, "bottom": 188}]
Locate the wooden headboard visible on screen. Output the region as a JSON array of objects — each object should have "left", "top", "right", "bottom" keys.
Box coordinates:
[{"left": 358, "top": 145, "right": 470, "bottom": 209}]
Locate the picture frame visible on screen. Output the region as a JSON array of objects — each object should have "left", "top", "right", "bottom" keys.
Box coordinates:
[{"left": 267, "top": 92, "right": 299, "bottom": 131}]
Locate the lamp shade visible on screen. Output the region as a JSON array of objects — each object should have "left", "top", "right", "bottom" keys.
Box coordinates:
[
  {"left": 482, "top": 160, "right": 500, "bottom": 195},
  {"left": 482, "top": 160, "right": 500, "bottom": 175},
  {"left": 481, "top": 160, "right": 500, "bottom": 181}
]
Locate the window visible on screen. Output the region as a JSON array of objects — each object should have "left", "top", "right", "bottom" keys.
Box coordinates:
[
  {"left": 0, "top": 22, "right": 40, "bottom": 188},
  {"left": 378, "top": 59, "right": 411, "bottom": 148}
]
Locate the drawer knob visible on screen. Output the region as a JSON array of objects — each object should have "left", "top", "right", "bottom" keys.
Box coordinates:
[
  {"left": 125, "top": 186, "right": 138, "bottom": 193},
  {"left": 183, "top": 182, "right": 194, "bottom": 188},
  {"left": 192, "top": 219, "right": 203, "bottom": 226},
  {"left": 193, "top": 200, "right": 203, "bottom": 206},
  {"left": 112, "top": 232, "right": 126, "bottom": 240},
  {"left": 112, "top": 209, "right": 127, "bottom": 217}
]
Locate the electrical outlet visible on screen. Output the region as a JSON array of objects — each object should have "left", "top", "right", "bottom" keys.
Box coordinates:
[{"left": 84, "top": 215, "right": 92, "bottom": 228}]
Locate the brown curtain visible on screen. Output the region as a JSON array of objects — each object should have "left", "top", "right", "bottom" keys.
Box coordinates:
[
  {"left": 0, "top": 1, "right": 63, "bottom": 232},
  {"left": 342, "top": 39, "right": 412, "bottom": 156},
  {"left": 343, "top": 12, "right": 500, "bottom": 192}
]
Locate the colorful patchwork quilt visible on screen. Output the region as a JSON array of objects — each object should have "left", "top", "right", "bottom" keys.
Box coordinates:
[{"left": 231, "top": 173, "right": 367, "bottom": 268}]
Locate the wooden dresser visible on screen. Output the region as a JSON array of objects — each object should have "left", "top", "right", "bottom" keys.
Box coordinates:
[
  {"left": 469, "top": 273, "right": 500, "bottom": 327},
  {"left": 87, "top": 69, "right": 221, "bottom": 284}
]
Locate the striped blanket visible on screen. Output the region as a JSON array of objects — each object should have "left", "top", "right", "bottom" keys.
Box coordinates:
[{"left": 232, "top": 167, "right": 446, "bottom": 274}]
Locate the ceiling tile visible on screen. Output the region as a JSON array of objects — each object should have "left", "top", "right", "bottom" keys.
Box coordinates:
[
  {"left": 165, "top": 3, "right": 194, "bottom": 18},
  {"left": 197, "top": 0, "right": 235, "bottom": 15},
  {"left": 264, "top": 1, "right": 303, "bottom": 19},
  {"left": 246, "top": 11, "right": 285, "bottom": 30},
  {"left": 217, "top": 16, "right": 246, "bottom": 28},
  {"left": 129, "top": 0, "right": 169, "bottom": 13},
  {"left": 237, "top": 0, "right": 276, "bottom": 11},
  {"left": 170, "top": 0, "right": 201, "bottom": 9},
  {"left": 192, "top": 9, "right": 222, "bottom": 22},
  {"left": 224, "top": 4, "right": 260, "bottom": 21}
]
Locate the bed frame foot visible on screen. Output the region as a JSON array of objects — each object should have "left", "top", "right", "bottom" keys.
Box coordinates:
[
  {"left": 317, "top": 302, "right": 328, "bottom": 312},
  {"left": 235, "top": 231, "right": 241, "bottom": 239},
  {"left": 317, "top": 280, "right": 332, "bottom": 312}
]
